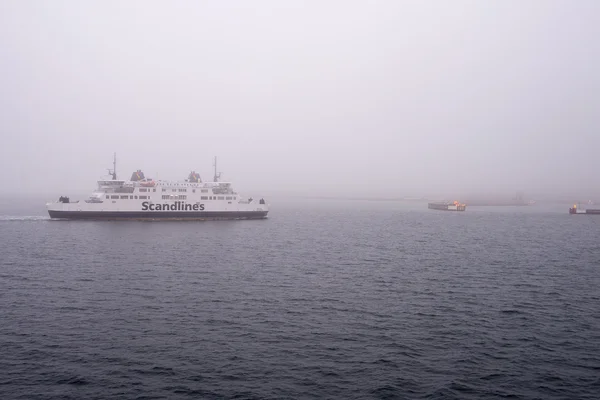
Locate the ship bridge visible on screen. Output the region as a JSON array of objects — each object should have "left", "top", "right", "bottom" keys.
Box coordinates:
[{"left": 98, "top": 180, "right": 125, "bottom": 187}]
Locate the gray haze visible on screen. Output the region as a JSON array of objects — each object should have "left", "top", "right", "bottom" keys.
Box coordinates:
[{"left": 1, "top": 0, "right": 599, "bottom": 200}]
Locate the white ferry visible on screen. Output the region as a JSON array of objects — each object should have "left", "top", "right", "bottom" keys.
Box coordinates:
[{"left": 47, "top": 155, "right": 269, "bottom": 220}]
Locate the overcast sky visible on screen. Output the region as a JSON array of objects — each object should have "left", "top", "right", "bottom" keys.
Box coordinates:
[{"left": 1, "top": 0, "right": 599, "bottom": 199}]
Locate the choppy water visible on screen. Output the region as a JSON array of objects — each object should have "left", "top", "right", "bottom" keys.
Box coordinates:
[{"left": 1, "top": 198, "right": 599, "bottom": 399}]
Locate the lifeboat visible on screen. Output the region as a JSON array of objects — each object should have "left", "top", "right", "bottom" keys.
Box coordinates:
[{"left": 140, "top": 180, "right": 155, "bottom": 187}]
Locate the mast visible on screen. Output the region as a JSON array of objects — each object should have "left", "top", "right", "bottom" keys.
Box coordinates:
[
  {"left": 113, "top": 153, "right": 117, "bottom": 180},
  {"left": 107, "top": 152, "right": 117, "bottom": 180},
  {"left": 213, "top": 156, "right": 221, "bottom": 182}
]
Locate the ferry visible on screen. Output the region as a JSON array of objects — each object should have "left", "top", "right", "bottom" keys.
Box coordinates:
[{"left": 47, "top": 155, "right": 269, "bottom": 220}]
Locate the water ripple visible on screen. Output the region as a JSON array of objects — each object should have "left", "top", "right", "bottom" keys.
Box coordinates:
[{"left": 1, "top": 203, "right": 599, "bottom": 399}]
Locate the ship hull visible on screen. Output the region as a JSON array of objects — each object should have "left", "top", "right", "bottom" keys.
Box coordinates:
[
  {"left": 48, "top": 210, "right": 268, "bottom": 220},
  {"left": 569, "top": 208, "right": 600, "bottom": 215}
]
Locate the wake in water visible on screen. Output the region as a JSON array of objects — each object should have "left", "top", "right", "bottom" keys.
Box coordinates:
[{"left": 0, "top": 215, "right": 49, "bottom": 222}]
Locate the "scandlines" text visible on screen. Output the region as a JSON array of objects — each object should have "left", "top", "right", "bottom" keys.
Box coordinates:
[{"left": 141, "top": 201, "right": 205, "bottom": 211}]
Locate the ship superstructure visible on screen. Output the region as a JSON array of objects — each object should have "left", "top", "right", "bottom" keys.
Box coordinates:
[{"left": 47, "top": 155, "right": 268, "bottom": 220}]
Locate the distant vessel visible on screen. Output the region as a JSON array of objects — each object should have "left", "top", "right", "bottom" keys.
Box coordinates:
[
  {"left": 569, "top": 204, "right": 600, "bottom": 215},
  {"left": 428, "top": 201, "right": 466, "bottom": 212},
  {"left": 47, "top": 155, "right": 269, "bottom": 220}
]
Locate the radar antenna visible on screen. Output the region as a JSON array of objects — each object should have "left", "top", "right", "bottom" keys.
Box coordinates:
[
  {"left": 107, "top": 152, "right": 117, "bottom": 180},
  {"left": 213, "top": 156, "right": 221, "bottom": 182}
]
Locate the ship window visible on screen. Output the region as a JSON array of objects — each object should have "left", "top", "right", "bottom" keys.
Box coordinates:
[
  {"left": 135, "top": 196, "right": 138, "bottom": 199},
  {"left": 153, "top": 189, "right": 156, "bottom": 192},
  {"left": 162, "top": 195, "right": 169, "bottom": 200},
  {"left": 139, "top": 195, "right": 148, "bottom": 199},
  {"left": 172, "top": 189, "right": 177, "bottom": 192},
  {"left": 110, "top": 195, "right": 119, "bottom": 199},
  {"left": 234, "top": 197, "right": 236, "bottom": 200},
  {"left": 200, "top": 196, "right": 208, "bottom": 200},
  {"left": 201, "top": 189, "right": 208, "bottom": 193},
  {"left": 139, "top": 188, "right": 147, "bottom": 192},
  {"left": 130, "top": 196, "right": 134, "bottom": 199},
  {"left": 162, "top": 188, "right": 166, "bottom": 192},
  {"left": 180, "top": 195, "right": 187, "bottom": 200},
  {"left": 120, "top": 195, "right": 128, "bottom": 199},
  {"left": 226, "top": 196, "right": 232, "bottom": 200},
  {"left": 217, "top": 196, "right": 224, "bottom": 200},
  {"left": 192, "top": 189, "right": 196, "bottom": 193}
]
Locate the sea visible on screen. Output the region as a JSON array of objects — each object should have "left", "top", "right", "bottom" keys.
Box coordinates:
[{"left": 1, "top": 197, "right": 599, "bottom": 399}]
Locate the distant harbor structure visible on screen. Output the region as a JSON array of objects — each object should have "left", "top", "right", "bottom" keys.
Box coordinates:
[
  {"left": 464, "top": 192, "right": 534, "bottom": 206},
  {"left": 428, "top": 201, "right": 466, "bottom": 212}
]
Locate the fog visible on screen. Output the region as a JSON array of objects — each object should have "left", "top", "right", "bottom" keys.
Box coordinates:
[{"left": 1, "top": 1, "right": 599, "bottom": 201}]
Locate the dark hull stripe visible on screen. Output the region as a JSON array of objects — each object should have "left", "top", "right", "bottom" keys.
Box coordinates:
[
  {"left": 570, "top": 213, "right": 600, "bottom": 215},
  {"left": 48, "top": 210, "right": 268, "bottom": 220}
]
